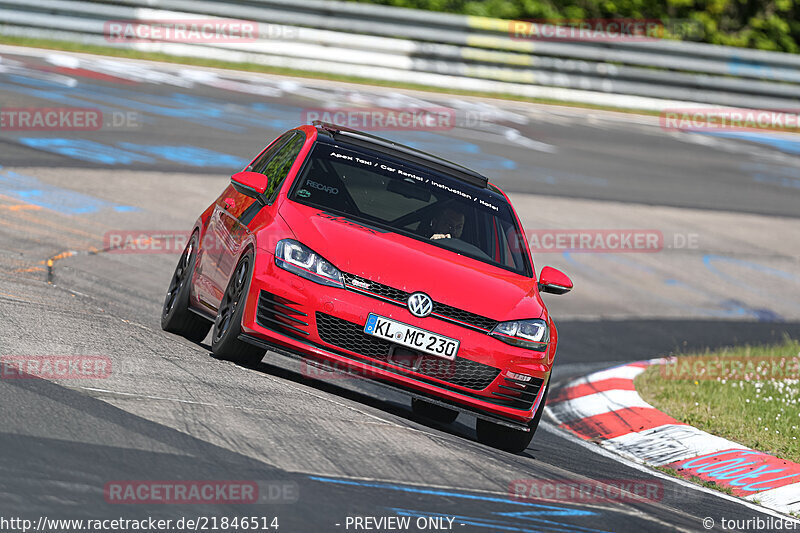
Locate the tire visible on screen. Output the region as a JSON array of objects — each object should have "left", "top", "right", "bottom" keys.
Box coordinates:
[
  {"left": 411, "top": 398, "right": 459, "bottom": 424},
  {"left": 161, "top": 232, "right": 211, "bottom": 343},
  {"left": 476, "top": 377, "right": 550, "bottom": 453},
  {"left": 211, "top": 251, "right": 266, "bottom": 366}
]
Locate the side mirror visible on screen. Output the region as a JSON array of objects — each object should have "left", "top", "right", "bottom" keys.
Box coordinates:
[
  {"left": 231, "top": 171, "right": 269, "bottom": 204},
  {"left": 538, "top": 266, "right": 573, "bottom": 295}
]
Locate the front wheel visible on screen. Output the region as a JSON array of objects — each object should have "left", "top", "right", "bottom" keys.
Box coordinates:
[
  {"left": 475, "top": 377, "right": 550, "bottom": 453},
  {"left": 211, "top": 251, "right": 265, "bottom": 366},
  {"left": 161, "top": 232, "right": 211, "bottom": 343}
]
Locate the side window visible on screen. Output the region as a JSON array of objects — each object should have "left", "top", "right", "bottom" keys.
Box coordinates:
[
  {"left": 247, "top": 132, "right": 292, "bottom": 174},
  {"left": 262, "top": 132, "right": 306, "bottom": 202}
]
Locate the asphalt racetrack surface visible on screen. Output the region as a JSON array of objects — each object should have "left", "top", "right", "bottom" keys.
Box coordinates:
[{"left": 1, "top": 46, "right": 799, "bottom": 532}]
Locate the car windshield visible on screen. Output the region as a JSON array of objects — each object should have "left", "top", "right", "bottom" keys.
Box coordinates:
[{"left": 289, "top": 142, "right": 531, "bottom": 276}]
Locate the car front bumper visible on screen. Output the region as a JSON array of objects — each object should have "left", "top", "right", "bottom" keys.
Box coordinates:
[{"left": 240, "top": 252, "right": 552, "bottom": 426}]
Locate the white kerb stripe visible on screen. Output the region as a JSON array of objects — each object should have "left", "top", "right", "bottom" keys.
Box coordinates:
[
  {"left": 585, "top": 364, "right": 647, "bottom": 383},
  {"left": 547, "top": 389, "right": 653, "bottom": 423},
  {"left": 744, "top": 483, "right": 800, "bottom": 513},
  {"left": 602, "top": 423, "right": 749, "bottom": 466}
]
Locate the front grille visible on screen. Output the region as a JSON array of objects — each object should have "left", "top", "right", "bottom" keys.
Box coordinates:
[
  {"left": 342, "top": 273, "right": 409, "bottom": 302},
  {"left": 315, "top": 311, "right": 389, "bottom": 359},
  {"left": 431, "top": 302, "right": 499, "bottom": 331},
  {"left": 315, "top": 312, "right": 500, "bottom": 391},
  {"left": 256, "top": 291, "right": 309, "bottom": 337},
  {"left": 491, "top": 375, "right": 545, "bottom": 410},
  {"left": 341, "top": 272, "right": 498, "bottom": 332}
]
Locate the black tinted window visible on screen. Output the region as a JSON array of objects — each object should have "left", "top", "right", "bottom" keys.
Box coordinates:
[
  {"left": 248, "top": 132, "right": 292, "bottom": 174},
  {"left": 290, "top": 143, "right": 531, "bottom": 276},
  {"left": 248, "top": 131, "right": 306, "bottom": 203}
]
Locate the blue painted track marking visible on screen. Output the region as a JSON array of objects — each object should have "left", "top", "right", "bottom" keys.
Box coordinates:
[
  {"left": 754, "top": 173, "right": 800, "bottom": 190},
  {"left": 523, "top": 166, "right": 608, "bottom": 188},
  {"left": 560, "top": 252, "right": 783, "bottom": 321},
  {"left": 663, "top": 277, "right": 782, "bottom": 321},
  {"left": 0, "top": 165, "right": 138, "bottom": 214},
  {"left": 741, "top": 162, "right": 800, "bottom": 190},
  {"left": 559, "top": 251, "right": 605, "bottom": 278},
  {"left": 698, "top": 131, "right": 800, "bottom": 155},
  {"left": 702, "top": 254, "right": 800, "bottom": 313},
  {"left": 17, "top": 138, "right": 155, "bottom": 165},
  {"left": 1, "top": 73, "right": 512, "bottom": 170},
  {"left": 308, "top": 477, "right": 610, "bottom": 533},
  {"left": 0, "top": 75, "right": 301, "bottom": 134},
  {"left": 0, "top": 78, "right": 150, "bottom": 123},
  {"left": 15, "top": 137, "right": 246, "bottom": 169},
  {"left": 703, "top": 254, "right": 798, "bottom": 283},
  {"left": 309, "top": 475, "right": 591, "bottom": 511},
  {"left": 391, "top": 509, "right": 611, "bottom": 533},
  {"left": 116, "top": 143, "right": 248, "bottom": 168}
]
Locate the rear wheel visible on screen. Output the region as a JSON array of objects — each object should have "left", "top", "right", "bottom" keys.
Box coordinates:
[
  {"left": 211, "top": 251, "right": 265, "bottom": 366},
  {"left": 411, "top": 398, "right": 458, "bottom": 424},
  {"left": 161, "top": 232, "right": 211, "bottom": 343},
  {"left": 476, "top": 377, "right": 550, "bottom": 453}
]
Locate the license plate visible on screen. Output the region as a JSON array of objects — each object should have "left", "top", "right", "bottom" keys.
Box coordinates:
[{"left": 364, "top": 314, "right": 459, "bottom": 360}]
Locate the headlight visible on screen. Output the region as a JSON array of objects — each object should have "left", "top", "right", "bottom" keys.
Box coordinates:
[
  {"left": 490, "top": 319, "right": 548, "bottom": 351},
  {"left": 275, "top": 239, "right": 344, "bottom": 288}
]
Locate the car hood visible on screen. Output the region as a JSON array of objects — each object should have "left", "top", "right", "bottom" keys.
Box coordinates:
[{"left": 277, "top": 201, "right": 544, "bottom": 321}]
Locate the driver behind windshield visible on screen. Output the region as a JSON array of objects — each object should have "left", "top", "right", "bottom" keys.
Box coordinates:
[{"left": 429, "top": 207, "right": 465, "bottom": 240}]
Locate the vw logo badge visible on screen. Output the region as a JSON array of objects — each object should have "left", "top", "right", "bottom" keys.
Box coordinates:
[{"left": 407, "top": 292, "right": 433, "bottom": 318}]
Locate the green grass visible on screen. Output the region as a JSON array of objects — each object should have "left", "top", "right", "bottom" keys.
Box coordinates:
[
  {"left": 0, "top": 34, "right": 663, "bottom": 116},
  {"left": 655, "top": 466, "right": 734, "bottom": 495},
  {"left": 636, "top": 337, "right": 800, "bottom": 464}
]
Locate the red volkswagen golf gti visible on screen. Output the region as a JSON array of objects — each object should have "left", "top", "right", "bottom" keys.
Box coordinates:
[{"left": 161, "top": 122, "right": 572, "bottom": 452}]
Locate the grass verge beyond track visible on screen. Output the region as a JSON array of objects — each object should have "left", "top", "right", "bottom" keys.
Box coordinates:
[{"left": 636, "top": 338, "right": 800, "bottom": 464}]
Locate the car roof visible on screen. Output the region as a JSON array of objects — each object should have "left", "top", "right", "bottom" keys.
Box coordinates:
[{"left": 312, "top": 121, "right": 489, "bottom": 189}]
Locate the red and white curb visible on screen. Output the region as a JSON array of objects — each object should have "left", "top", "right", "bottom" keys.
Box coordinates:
[{"left": 545, "top": 361, "right": 800, "bottom": 515}]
